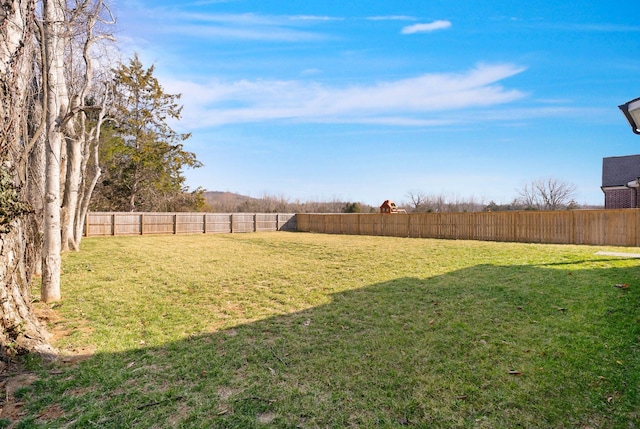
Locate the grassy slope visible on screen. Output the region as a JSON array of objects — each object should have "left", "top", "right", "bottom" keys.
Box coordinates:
[{"left": 13, "top": 232, "right": 640, "bottom": 428}]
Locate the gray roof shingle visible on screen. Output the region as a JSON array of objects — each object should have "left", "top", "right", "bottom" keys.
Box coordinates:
[{"left": 602, "top": 154, "right": 640, "bottom": 187}]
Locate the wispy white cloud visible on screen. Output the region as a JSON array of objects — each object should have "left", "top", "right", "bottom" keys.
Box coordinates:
[
  {"left": 165, "top": 64, "right": 528, "bottom": 128},
  {"left": 402, "top": 20, "right": 452, "bottom": 34},
  {"left": 178, "top": 12, "right": 341, "bottom": 25},
  {"left": 165, "top": 24, "right": 327, "bottom": 42},
  {"left": 178, "top": 12, "right": 283, "bottom": 25},
  {"left": 129, "top": 11, "right": 337, "bottom": 42}
]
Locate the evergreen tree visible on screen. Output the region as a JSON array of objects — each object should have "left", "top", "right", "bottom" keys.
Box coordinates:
[
  {"left": 343, "top": 202, "right": 362, "bottom": 213},
  {"left": 92, "top": 54, "right": 202, "bottom": 212}
]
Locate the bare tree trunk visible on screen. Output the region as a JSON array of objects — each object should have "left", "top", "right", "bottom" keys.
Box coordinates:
[
  {"left": 129, "top": 170, "right": 138, "bottom": 212},
  {"left": 26, "top": 132, "right": 46, "bottom": 275},
  {"left": 74, "top": 92, "right": 107, "bottom": 245},
  {"left": 61, "top": 0, "right": 113, "bottom": 250},
  {"left": 41, "top": 0, "right": 68, "bottom": 303},
  {"left": 0, "top": 221, "right": 54, "bottom": 357},
  {"left": 0, "top": 0, "right": 54, "bottom": 356},
  {"left": 22, "top": 61, "right": 47, "bottom": 277},
  {"left": 61, "top": 109, "right": 81, "bottom": 252}
]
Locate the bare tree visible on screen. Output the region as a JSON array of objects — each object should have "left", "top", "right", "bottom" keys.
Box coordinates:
[
  {"left": 60, "top": 0, "right": 114, "bottom": 251},
  {"left": 0, "top": 0, "right": 115, "bottom": 353},
  {"left": 403, "top": 192, "right": 485, "bottom": 213},
  {"left": 517, "top": 178, "right": 577, "bottom": 210},
  {"left": 446, "top": 194, "right": 485, "bottom": 213},
  {"left": 40, "top": 0, "right": 72, "bottom": 302},
  {"left": 34, "top": 0, "right": 114, "bottom": 305},
  {"left": 406, "top": 190, "right": 428, "bottom": 212},
  {"left": 0, "top": 0, "right": 54, "bottom": 355}
]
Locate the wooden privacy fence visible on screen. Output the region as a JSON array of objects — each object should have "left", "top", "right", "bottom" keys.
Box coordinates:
[
  {"left": 85, "top": 209, "right": 640, "bottom": 247},
  {"left": 296, "top": 210, "right": 640, "bottom": 247},
  {"left": 84, "top": 212, "right": 296, "bottom": 237}
]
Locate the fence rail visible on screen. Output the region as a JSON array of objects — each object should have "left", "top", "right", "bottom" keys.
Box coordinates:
[
  {"left": 296, "top": 210, "right": 640, "bottom": 247},
  {"left": 84, "top": 212, "right": 296, "bottom": 237}
]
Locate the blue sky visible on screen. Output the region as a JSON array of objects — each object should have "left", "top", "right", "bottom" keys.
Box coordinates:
[{"left": 113, "top": 0, "right": 640, "bottom": 206}]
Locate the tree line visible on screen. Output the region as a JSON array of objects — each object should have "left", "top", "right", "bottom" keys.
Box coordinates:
[
  {"left": 0, "top": 0, "right": 200, "bottom": 356},
  {"left": 203, "top": 178, "right": 585, "bottom": 215},
  {"left": 203, "top": 192, "right": 378, "bottom": 214},
  {"left": 403, "top": 178, "right": 583, "bottom": 213}
]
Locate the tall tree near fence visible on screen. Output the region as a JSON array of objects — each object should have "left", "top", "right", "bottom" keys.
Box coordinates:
[
  {"left": 40, "top": 0, "right": 69, "bottom": 303},
  {"left": 59, "top": 0, "right": 114, "bottom": 252},
  {"left": 0, "top": 0, "right": 114, "bottom": 357},
  {"left": 0, "top": 0, "right": 54, "bottom": 355},
  {"left": 40, "top": 0, "right": 114, "bottom": 300},
  {"left": 92, "top": 54, "right": 201, "bottom": 212}
]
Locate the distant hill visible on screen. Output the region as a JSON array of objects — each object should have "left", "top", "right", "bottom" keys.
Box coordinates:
[
  {"left": 203, "top": 191, "right": 255, "bottom": 205},
  {"left": 202, "top": 191, "right": 259, "bottom": 212},
  {"left": 201, "top": 191, "right": 376, "bottom": 213}
]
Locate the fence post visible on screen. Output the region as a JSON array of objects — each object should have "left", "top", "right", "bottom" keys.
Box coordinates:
[
  {"left": 203, "top": 213, "right": 207, "bottom": 234},
  {"left": 230, "top": 214, "right": 234, "bottom": 233},
  {"left": 112, "top": 213, "right": 116, "bottom": 236},
  {"left": 173, "top": 214, "right": 178, "bottom": 234},
  {"left": 254, "top": 214, "right": 257, "bottom": 232},
  {"left": 140, "top": 214, "right": 144, "bottom": 235}
]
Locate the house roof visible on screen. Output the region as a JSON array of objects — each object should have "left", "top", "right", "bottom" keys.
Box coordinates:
[{"left": 602, "top": 154, "right": 640, "bottom": 187}]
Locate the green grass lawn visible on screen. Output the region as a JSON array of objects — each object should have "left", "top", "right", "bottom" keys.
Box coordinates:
[{"left": 11, "top": 232, "right": 640, "bottom": 428}]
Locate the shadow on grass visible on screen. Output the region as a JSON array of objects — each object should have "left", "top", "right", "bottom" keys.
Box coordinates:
[{"left": 15, "top": 263, "right": 640, "bottom": 428}]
